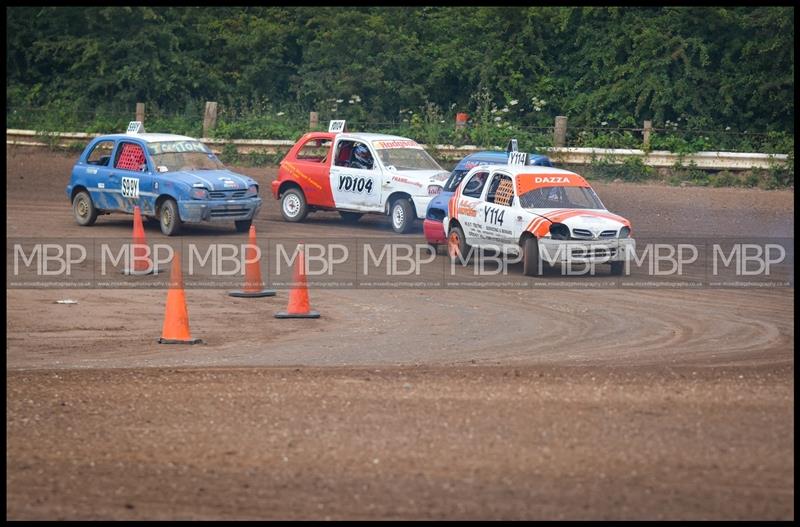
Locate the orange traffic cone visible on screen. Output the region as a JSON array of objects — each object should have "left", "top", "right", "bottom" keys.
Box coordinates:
[
  {"left": 275, "top": 245, "right": 320, "bottom": 319},
  {"left": 228, "top": 225, "right": 276, "bottom": 298},
  {"left": 158, "top": 251, "right": 203, "bottom": 344},
  {"left": 122, "top": 206, "right": 158, "bottom": 275}
]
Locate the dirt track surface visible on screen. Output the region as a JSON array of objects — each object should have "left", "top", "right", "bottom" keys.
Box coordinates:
[
  {"left": 6, "top": 366, "right": 794, "bottom": 520},
  {"left": 5, "top": 147, "right": 795, "bottom": 519}
]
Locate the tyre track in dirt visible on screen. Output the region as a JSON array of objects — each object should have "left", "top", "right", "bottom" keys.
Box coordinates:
[{"left": 5, "top": 147, "right": 794, "bottom": 371}]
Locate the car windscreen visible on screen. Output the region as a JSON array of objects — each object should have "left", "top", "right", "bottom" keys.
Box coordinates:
[
  {"left": 519, "top": 185, "right": 605, "bottom": 210},
  {"left": 444, "top": 169, "right": 469, "bottom": 192},
  {"left": 147, "top": 141, "right": 225, "bottom": 173},
  {"left": 376, "top": 148, "right": 442, "bottom": 171}
]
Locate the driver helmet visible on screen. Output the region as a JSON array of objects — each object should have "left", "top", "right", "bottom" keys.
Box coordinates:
[{"left": 352, "top": 144, "right": 371, "bottom": 166}]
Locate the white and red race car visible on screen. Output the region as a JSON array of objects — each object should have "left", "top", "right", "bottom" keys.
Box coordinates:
[
  {"left": 271, "top": 122, "right": 450, "bottom": 233},
  {"left": 443, "top": 163, "right": 636, "bottom": 276}
]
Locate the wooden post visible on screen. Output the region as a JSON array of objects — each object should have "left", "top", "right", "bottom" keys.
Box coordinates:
[
  {"left": 643, "top": 120, "right": 652, "bottom": 149},
  {"left": 203, "top": 101, "right": 218, "bottom": 137},
  {"left": 309, "top": 111, "right": 319, "bottom": 130},
  {"left": 136, "top": 103, "right": 145, "bottom": 123},
  {"left": 554, "top": 116, "right": 567, "bottom": 147}
]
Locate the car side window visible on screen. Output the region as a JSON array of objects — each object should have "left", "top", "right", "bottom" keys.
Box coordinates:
[
  {"left": 462, "top": 171, "right": 489, "bottom": 198},
  {"left": 296, "top": 138, "right": 332, "bottom": 163},
  {"left": 334, "top": 140, "right": 354, "bottom": 167},
  {"left": 114, "top": 142, "right": 148, "bottom": 172},
  {"left": 86, "top": 140, "right": 115, "bottom": 166},
  {"left": 486, "top": 174, "right": 515, "bottom": 206}
]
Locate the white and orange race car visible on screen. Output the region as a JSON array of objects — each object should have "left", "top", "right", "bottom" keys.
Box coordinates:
[{"left": 443, "top": 164, "right": 635, "bottom": 276}]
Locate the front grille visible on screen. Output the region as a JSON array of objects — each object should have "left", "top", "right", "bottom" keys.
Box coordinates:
[
  {"left": 209, "top": 208, "right": 250, "bottom": 218},
  {"left": 599, "top": 230, "right": 617, "bottom": 238},
  {"left": 571, "top": 247, "right": 618, "bottom": 258},
  {"left": 572, "top": 228, "right": 593, "bottom": 238},
  {"left": 209, "top": 190, "right": 247, "bottom": 199}
]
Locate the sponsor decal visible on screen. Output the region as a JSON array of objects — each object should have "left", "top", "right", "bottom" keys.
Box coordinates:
[
  {"left": 283, "top": 162, "right": 323, "bottom": 190},
  {"left": 147, "top": 141, "right": 209, "bottom": 155},
  {"left": 373, "top": 140, "right": 422, "bottom": 150},
  {"left": 391, "top": 176, "right": 423, "bottom": 188},
  {"left": 516, "top": 173, "right": 588, "bottom": 195},
  {"left": 86, "top": 167, "right": 98, "bottom": 174},
  {"left": 97, "top": 182, "right": 105, "bottom": 189},
  {"left": 121, "top": 177, "right": 140, "bottom": 198},
  {"left": 457, "top": 198, "right": 478, "bottom": 217}
]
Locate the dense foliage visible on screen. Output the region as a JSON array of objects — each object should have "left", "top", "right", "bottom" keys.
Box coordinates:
[{"left": 6, "top": 6, "right": 795, "bottom": 150}]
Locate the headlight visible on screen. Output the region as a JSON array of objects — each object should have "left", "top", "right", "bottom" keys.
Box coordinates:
[
  {"left": 427, "top": 185, "right": 442, "bottom": 196},
  {"left": 549, "top": 223, "right": 570, "bottom": 240},
  {"left": 190, "top": 188, "right": 208, "bottom": 200},
  {"left": 245, "top": 184, "right": 258, "bottom": 197},
  {"left": 619, "top": 226, "right": 631, "bottom": 238}
]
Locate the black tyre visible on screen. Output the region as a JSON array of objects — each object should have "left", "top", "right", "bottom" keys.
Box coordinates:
[
  {"left": 281, "top": 187, "right": 308, "bottom": 222},
  {"left": 447, "top": 224, "right": 471, "bottom": 264},
  {"left": 610, "top": 261, "right": 625, "bottom": 276},
  {"left": 390, "top": 198, "right": 415, "bottom": 234},
  {"left": 522, "top": 236, "right": 542, "bottom": 276},
  {"left": 72, "top": 190, "right": 98, "bottom": 226},
  {"left": 339, "top": 211, "right": 363, "bottom": 223},
  {"left": 235, "top": 219, "right": 252, "bottom": 233},
  {"left": 159, "top": 198, "right": 183, "bottom": 236}
]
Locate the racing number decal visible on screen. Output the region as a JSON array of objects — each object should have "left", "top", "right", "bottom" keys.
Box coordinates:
[
  {"left": 338, "top": 175, "right": 374, "bottom": 195},
  {"left": 508, "top": 151, "right": 528, "bottom": 166},
  {"left": 483, "top": 206, "right": 505, "bottom": 226},
  {"left": 121, "top": 177, "right": 140, "bottom": 198}
]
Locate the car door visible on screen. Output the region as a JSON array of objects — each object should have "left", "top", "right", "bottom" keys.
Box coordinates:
[
  {"left": 82, "top": 139, "right": 117, "bottom": 210},
  {"left": 108, "top": 140, "right": 153, "bottom": 213},
  {"left": 479, "top": 170, "right": 519, "bottom": 251},
  {"left": 329, "top": 139, "right": 383, "bottom": 211},
  {"left": 454, "top": 170, "right": 490, "bottom": 245},
  {"left": 287, "top": 136, "right": 335, "bottom": 208}
]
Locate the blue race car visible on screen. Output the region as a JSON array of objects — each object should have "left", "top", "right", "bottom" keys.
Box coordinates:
[
  {"left": 422, "top": 148, "right": 552, "bottom": 245},
  {"left": 66, "top": 122, "right": 262, "bottom": 236}
]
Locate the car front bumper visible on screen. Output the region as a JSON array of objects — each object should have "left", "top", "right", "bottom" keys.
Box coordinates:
[
  {"left": 423, "top": 219, "right": 447, "bottom": 244},
  {"left": 178, "top": 197, "right": 262, "bottom": 223},
  {"left": 538, "top": 238, "right": 636, "bottom": 264}
]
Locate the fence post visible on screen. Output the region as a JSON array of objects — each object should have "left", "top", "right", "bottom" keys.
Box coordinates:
[
  {"left": 203, "top": 102, "right": 218, "bottom": 137},
  {"left": 309, "top": 111, "right": 319, "bottom": 130},
  {"left": 554, "top": 116, "right": 567, "bottom": 147},
  {"left": 136, "top": 103, "right": 145, "bottom": 124},
  {"left": 643, "top": 120, "right": 652, "bottom": 149}
]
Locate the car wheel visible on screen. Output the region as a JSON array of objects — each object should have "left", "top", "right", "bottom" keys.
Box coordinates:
[
  {"left": 610, "top": 261, "right": 625, "bottom": 276},
  {"left": 522, "top": 236, "right": 542, "bottom": 276},
  {"left": 159, "top": 198, "right": 182, "bottom": 236},
  {"left": 339, "top": 211, "right": 363, "bottom": 223},
  {"left": 281, "top": 188, "right": 308, "bottom": 222},
  {"left": 235, "top": 219, "right": 252, "bottom": 233},
  {"left": 390, "top": 198, "right": 415, "bottom": 234},
  {"left": 72, "top": 190, "right": 98, "bottom": 226},
  {"left": 447, "top": 225, "right": 470, "bottom": 264}
]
